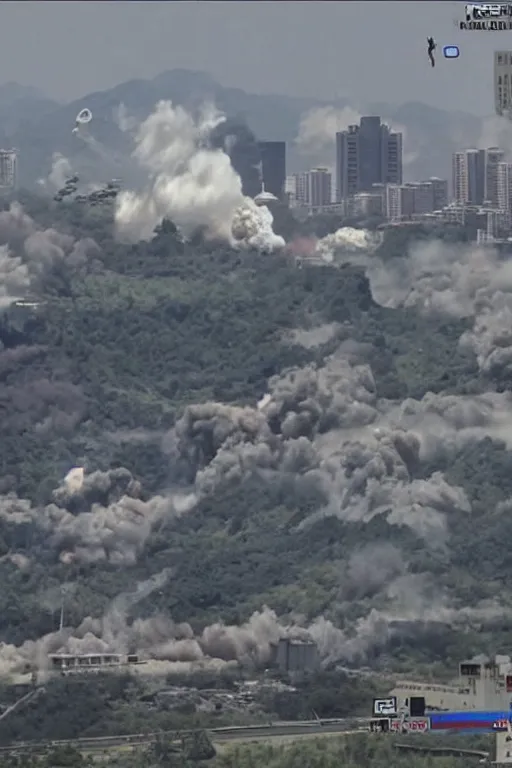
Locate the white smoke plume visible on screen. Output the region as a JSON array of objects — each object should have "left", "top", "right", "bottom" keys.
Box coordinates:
[
  {"left": 113, "top": 102, "right": 138, "bottom": 134},
  {"left": 302, "top": 231, "right": 512, "bottom": 379},
  {"left": 314, "top": 227, "right": 382, "bottom": 261},
  {"left": 114, "top": 100, "right": 284, "bottom": 252},
  {"left": 295, "top": 106, "right": 417, "bottom": 168},
  {"left": 296, "top": 106, "right": 364, "bottom": 156},
  {"left": 479, "top": 115, "right": 512, "bottom": 162},
  {"left": 40, "top": 153, "right": 74, "bottom": 191}
]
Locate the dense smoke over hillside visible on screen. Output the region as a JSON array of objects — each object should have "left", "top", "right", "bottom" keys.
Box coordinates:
[
  {"left": 4, "top": 94, "right": 512, "bottom": 677},
  {"left": 0, "top": 567, "right": 503, "bottom": 679},
  {"left": 309, "top": 234, "right": 512, "bottom": 378},
  {"left": 1, "top": 341, "right": 512, "bottom": 670}
]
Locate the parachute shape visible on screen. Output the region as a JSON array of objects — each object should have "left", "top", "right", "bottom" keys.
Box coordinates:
[{"left": 76, "top": 108, "right": 92, "bottom": 125}]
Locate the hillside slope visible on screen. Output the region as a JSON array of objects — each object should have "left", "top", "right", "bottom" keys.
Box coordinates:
[{"left": 0, "top": 197, "right": 511, "bottom": 677}]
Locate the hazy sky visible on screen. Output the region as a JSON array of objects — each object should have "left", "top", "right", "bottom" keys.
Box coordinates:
[{"left": 0, "top": 1, "right": 499, "bottom": 115}]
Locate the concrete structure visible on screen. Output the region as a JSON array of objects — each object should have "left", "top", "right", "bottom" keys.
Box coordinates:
[
  {"left": 452, "top": 149, "right": 486, "bottom": 205},
  {"left": 49, "top": 653, "right": 139, "bottom": 674},
  {"left": 336, "top": 125, "right": 359, "bottom": 200},
  {"left": 386, "top": 184, "right": 415, "bottom": 221},
  {"left": 497, "top": 161, "right": 512, "bottom": 220},
  {"left": 291, "top": 169, "right": 332, "bottom": 207},
  {"left": 485, "top": 147, "right": 505, "bottom": 204},
  {"left": 0, "top": 149, "right": 17, "bottom": 189},
  {"left": 258, "top": 141, "right": 286, "bottom": 200},
  {"left": 352, "top": 191, "right": 384, "bottom": 218},
  {"left": 274, "top": 638, "right": 319, "bottom": 674},
  {"left": 428, "top": 177, "right": 449, "bottom": 210},
  {"left": 336, "top": 117, "right": 402, "bottom": 201},
  {"left": 254, "top": 184, "right": 278, "bottom": 207},
  {"left": 495, "top": 51, "right": 512, "bottom": 117},
  {"left": 390, "top": 655, "right": 512, "bottom": 714},
  {"left": 305, "top": 167, "right": 332, "bottom": 207}
]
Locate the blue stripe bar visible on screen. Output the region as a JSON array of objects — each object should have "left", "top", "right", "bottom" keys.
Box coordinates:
[{"left": 430, "top": 711, "right": 511, "bottom": 724}]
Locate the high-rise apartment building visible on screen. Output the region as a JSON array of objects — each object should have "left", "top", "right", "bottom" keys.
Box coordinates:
[
  {"left": 306, "top": 167, "right": 332, "bottom": 207},
  {"left": 336, "top": 126, "right": 359, "bottom": 201},
  {"left": 452, "top": 149, "right": 486, "bottom": 205},
  {"left": 386, "top": 184, "right": 414, "bottom": 222},
  {"left": 428, "top": 177, "right": 449, "bottom": 209},
  {"left": 485, "top": 147, "right": 505, "bottom": 204},
  {"left": 292, "top": 168, "right": 332, "bottom": 207},
  {"left": 497, "top": 161, "right": 512, "bottom": 217},
  {"left": 335, "top": 117, "right": 402, "bottom": 201},
  {"left": 494, "top": 51, "right": 512, "bottom": 117},
  {"left": 258, "top": 141, "right": 286, "bottom": 200},
  {"left": 0, "top": 149, "right": 17, "bottom": 189}
]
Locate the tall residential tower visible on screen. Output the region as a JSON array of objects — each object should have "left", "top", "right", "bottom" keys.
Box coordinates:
[{"left": 335, "top": 116, "right": 402, "bottom": 202}]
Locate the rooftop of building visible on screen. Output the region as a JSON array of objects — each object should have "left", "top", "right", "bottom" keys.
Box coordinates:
[{"left": 254, "top": 184, "right": 278, "bottom": 205}]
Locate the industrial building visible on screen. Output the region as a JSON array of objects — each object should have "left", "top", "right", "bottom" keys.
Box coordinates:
[
  {"left": 0, "top": 149, "right": 17, "bottom": 190},
  {"left": 494, "top": 51, "right": 512, "bottom": 117},
  {"left": 274, "top": 638, "right": 319, "bottom": 675},
  {"left": 335, "top": 116, "right": 403, "bottom": 201},
  {"left": 49, "top": 653, "right": 139, "bottom": 674},
  {"left": 390, "top": 655, "right": 512, "bottom": 713},
  {"left": 258, "top": 141, "right": 286, "bottom": 200}
]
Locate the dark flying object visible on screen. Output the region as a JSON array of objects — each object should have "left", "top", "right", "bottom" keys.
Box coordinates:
[{"left": 427, "top": 37, "right": 436, "bottom": 67}]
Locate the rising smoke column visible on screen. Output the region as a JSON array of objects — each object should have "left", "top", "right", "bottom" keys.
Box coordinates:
[{"left": 114, "top": 100, "right": 284, "bottom": 251}]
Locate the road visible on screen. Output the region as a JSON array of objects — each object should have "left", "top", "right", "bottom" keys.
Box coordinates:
[{"left": 0, "top": 719, "right": 367, "bottom": 755}]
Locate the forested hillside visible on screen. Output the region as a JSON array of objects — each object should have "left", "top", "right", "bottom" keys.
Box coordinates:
[{"left": 0, "top": 193, "right": 511, "bottom": 681}]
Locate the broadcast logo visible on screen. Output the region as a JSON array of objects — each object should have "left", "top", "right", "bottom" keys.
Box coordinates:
[{"left": 462, "top": 3, "right": 512, "bottom": 29}]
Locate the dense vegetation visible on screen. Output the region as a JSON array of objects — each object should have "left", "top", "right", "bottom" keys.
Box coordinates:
[
  {"left": 0, "top": 733, "right": 495, "bottom": 768},
  {"left": 2, "top": 193, "right": 512, "bottom": 744}
]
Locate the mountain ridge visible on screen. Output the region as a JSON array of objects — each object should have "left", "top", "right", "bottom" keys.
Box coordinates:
[{"left": 0, "top": 68, "right": 483, "bottom": 186}]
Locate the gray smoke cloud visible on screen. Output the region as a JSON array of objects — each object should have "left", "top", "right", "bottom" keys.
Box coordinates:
[
  {"left": 169, "top": 352, "right": 507, "bottom": 549},
  {"left": 0, "top": 202, "right": 100, "bottom": 304},
  {"left": 0, "top": 467, "right": 192, "bottom": 566},
  {"left": 114, "top": 100, "right": 284, "bottom": 252},
  {"left": 308, "top": 233, "right": 512, "bottom": 379},
  {"left": 0, "top": 203, "right": 97, "bottom": 436},
  {"left": 0, "top": 244, "right": 30, "bottom": 308},
  {"left": 0, "top": 571, "right": 503, "bottom": 680}
]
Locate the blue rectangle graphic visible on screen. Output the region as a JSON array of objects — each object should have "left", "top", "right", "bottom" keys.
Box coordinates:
[{"left": 443, "top": 45, "right": 460, "bottom": 58}]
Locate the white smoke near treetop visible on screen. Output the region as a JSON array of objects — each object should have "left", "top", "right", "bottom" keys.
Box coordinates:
[{"left": 115, "top": 100, "right": 284, "bottom": 252}]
